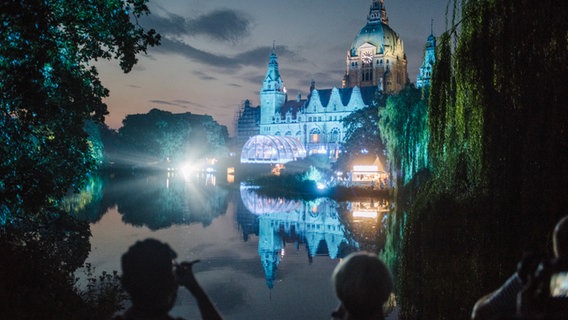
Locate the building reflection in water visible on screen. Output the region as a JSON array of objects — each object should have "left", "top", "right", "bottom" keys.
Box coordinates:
[{"left": 238, "top": 184, "right": 387, "bottom": 288}]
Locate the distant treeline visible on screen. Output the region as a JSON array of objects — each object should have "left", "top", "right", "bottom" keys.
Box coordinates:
[{"left": 97, "top": 109, "right": 229, "bottom": 169}]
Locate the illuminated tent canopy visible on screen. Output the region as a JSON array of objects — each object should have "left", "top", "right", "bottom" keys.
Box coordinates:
[{"left": 241, "top": 135, "right": 307, "bottom": 164}]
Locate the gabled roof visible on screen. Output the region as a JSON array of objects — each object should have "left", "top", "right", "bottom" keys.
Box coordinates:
[
  {"left": 307, "top": 86, "right": 379, "bottom": 108},
  {"left": 280, "top": 99, "right": 306, "bottom": 118}
]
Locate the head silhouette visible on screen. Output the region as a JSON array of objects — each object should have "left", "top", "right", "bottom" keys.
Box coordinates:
[
  {"left": 332, "top": 251, "right": 393, "bottom": 320},
  {"left": 121, "top": 238, "right": 178, "bottom": 315},
  {"left": 553, "top": 216, "right": 568, "bottom": 258}
]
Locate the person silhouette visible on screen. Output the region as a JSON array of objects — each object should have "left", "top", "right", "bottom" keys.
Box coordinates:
[
  {"left": 331, "top": 251, "right": 394, "bottom": 320},
  {"left": 471, "top": 216, "right": 568, "bottom": 320},
  {"left": 115, "top": 238, "right": 223, "bottom": 320}
]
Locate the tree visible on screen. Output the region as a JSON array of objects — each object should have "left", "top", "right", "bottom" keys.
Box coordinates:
[
  {"left": 338, "top": 93, "right": 386, "bottom": 170},
  {"left": 0, "top": 1, "right": 160, "bottom": 317},
  {"left": 0, "top": 0, "right": 160, "bottom": 222},
  {"left": 397, "top": 1, "right": 568, "bottom": 318},
  {"left": 378, "top": 84, "right": 429, "bottom": 186},
  {"left": 117, "top": 109, "right": 228, "bottom": 168}
]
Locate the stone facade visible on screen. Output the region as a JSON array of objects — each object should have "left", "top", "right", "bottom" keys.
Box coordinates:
[
  {"left": 342, "top": 0, "right": 408, "bottom": 92},
  {"left": 416, "top": 30, "right": 436, "bottom": 88},
  {"left": 238, "top": 0, "right": 414, "bottom": 161}
]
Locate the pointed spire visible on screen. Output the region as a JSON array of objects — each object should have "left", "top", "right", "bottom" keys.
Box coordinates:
[
  {"left": 266, "top": 44, "right": 280, "bottom": 81},
  {"left": 368, "top": 0, "right": 388, "bottom": 25},
  {"left": 262, "top": 43, "right": 284, "bottom": 93},
  {"left": 426, "top": 20, "right": 436, "bottom": 48}
]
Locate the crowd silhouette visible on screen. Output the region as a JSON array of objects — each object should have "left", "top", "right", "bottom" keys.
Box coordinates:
[{"left": 114, "top": 216, "right": 568, "bottom": 320}]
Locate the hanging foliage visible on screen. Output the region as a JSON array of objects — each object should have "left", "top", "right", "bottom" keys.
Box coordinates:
[
  {"left": 379, "top": 85, "right": 429, "bottom": 187},
  {"left": 398, "top": 0, "right": 568, "bottom": 318}
]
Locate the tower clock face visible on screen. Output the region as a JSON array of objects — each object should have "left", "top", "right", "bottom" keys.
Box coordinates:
[{"left": 361, "top": 51, "right": 373, "bottom": 64}]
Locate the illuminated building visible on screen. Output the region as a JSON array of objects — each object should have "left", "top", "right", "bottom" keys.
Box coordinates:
[
  {"left": 240, "top": 135, "right": 307, "bottom": 164},
  {"left": 238, "top": 186, "right": 356, "bottom": 288},
  {"left": 416, "top": 23, "right": 436, "bottom": 88},
  {"left": 350, "top": 156, "right": 388, "bottom": 187},
  {"left": 235, "top": 99, "right": 260, "bottom": 147},
  {"left": 238, "top": 0, "right": 409, "bottom": 162},
  {"left": 342, "top": 0, "right": 408, "bottom": 92}
]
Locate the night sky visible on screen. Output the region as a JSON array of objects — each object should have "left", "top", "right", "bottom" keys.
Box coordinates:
[{"left": 96, "top": 0, "right": 450, "bottom": 133}]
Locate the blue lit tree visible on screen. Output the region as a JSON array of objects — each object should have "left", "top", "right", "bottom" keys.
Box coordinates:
[
  {"left": 0, "top": 1, "right": 160, "bottom": 317},
  {"left": 0, "top": 0, "right": 160, "bottom": 222}
]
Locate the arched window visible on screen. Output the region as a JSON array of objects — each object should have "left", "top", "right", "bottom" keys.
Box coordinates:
[
  {"left": 309, "top": 127, "right": 321, "bottom": 143},
  {"left": 330, "top": 128, "right": 341, "bottom": 143}
]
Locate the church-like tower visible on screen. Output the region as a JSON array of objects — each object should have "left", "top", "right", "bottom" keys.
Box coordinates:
[
  {"left": 260, "top": 48, "right": 287, "bottom": 133},
  {"left": 342, "top": 0, "right": 407, "bottom": 92},
  {"left": 416, "top": 25, "right": 436, "bottom": 88}
]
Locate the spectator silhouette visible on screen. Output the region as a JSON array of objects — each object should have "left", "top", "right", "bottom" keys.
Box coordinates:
[
  {"left": 331, "top": 251, "right": 394, "bottom": 320},
  {"left": 115, "top": 238, "right": 222, "bottom": 320},
  {"left": 471, "top": 216, "right": 568, "bottom": 320}
]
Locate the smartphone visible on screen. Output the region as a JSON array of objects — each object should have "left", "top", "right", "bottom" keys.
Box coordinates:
[{"left": 549, "top": 271, "right": 568, "bottom": 297}]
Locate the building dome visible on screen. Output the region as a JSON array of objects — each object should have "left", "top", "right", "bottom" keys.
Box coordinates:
[
  {"left": 240, "top": 135, "right": 306, "bottom": 164},
  {"left": 342, "top": 0, "right": 407, "bottom": 92},
  {"left": 349, "top": 23, "right": 400, "bottom": 56}
]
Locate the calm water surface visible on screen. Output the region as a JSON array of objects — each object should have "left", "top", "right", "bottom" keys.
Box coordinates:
[{"left": 76, "top": 172, "right": 387, "bottom": 319}]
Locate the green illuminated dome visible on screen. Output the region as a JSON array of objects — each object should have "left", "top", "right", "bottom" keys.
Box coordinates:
[{"left": 349, "top": 23, "right": 400, "bottom": 56}]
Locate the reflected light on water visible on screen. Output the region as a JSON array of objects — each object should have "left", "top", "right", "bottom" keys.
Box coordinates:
[
  {"left": 69, "top": 172, "right": 392, "bottom": 319},
  {"left": 352, "top": 211, "right": 379, "bottom": 219}
]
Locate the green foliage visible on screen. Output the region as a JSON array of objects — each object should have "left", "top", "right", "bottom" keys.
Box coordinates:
[
  {"left": 282, "top": 154, "right": 333, "bottom": 174},
  {"left": 0, "top": 211, "right": 127, "bottom": 318},
  {"left": 0, "top": 1, "right": 160, "bottom": 316},
  {"left": 84, "top": 120, "right": 105, "bottom": 165},
  {"left": 379, "top": 85, "right": 430, "bottom": 186},
  {"left": 76, "top": 263, "right": 127, "bottom": 318},
  {"left": 116, "top": 109, "right": 229, "bottom": 167},
  {"left": 396, "top": 0, "right": 568, "bottom": 318},
  {"left": 0, "top": 210, "right": 90, "bottom": 318},
  {"left": 338, "top": 94, "right": 386, "bottom": 170},
  {"left": 0, "top": 0, "right": 160, "bottom": 222},
  {"left": 301, "top": 166, "right": 326, "bottom": 182},
  {"left": 245, "top": 170, "right": 332, "bottom": 200}
]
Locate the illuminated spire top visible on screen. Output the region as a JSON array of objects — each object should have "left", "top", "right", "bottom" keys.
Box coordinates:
[
  {"left": 267, "top": 42, "right": 280, "bottom": 81},
  {"left": 262, "top": 42, "right": 284, "bottom": 93},
  {"left": 368, "top": 0, "right": 388, "bottom": 25}
]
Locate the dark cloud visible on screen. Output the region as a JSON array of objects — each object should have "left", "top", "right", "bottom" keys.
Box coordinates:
[
  {"left": 149, "top": 99, "right": 178, "bottom": 106},
  {"left": 140, "top": 9, "right": 251, "bottom": 43},
  {"left": 153, "top": 38, "right": 236, "bottom": 68},
  {"left": 140, "top": 12, "right": 187, "bottom": 37},
  {"left": 227, "top": 83, "right": 242, "bottom": 88},
  {"left": 188, "top": 9, "right": 252, "bottom": 42},
  {"left": 193, "top": 70, "right": 217, "bottom": 81},
  {"left": 240, "top": 71, "right": 264, "bottom": 85},
  {"left": 148, "top": 99, "right": 208, "bottom": 110},
  {"left": 154, "top": 39, "right": 300, "bottom": 72},
  {"left": 234, "top": 45, "right": 304, "bottom": 67},
  {"left": 173, "top": 99, "right": 193, "bottom": 105},
  {"left": 183, "top": 101, "right": 209, "bottom": 110}
]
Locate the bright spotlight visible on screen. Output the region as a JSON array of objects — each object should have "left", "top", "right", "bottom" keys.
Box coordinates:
[{"left": 179, "top": 163, "right": 193, "bottom": 179}]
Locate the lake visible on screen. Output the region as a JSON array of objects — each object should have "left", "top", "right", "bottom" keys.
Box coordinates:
[{"left": 71, "top": 171, "right": 388, "bottom": 319}]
